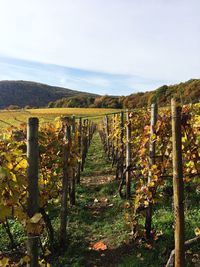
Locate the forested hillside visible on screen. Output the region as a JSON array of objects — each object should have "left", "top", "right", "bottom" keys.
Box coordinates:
[
  {"left": 0, "top": 79, "right": 200, "bottom": 109},
  {"left": 0, "top": 80, "right": 97, "bottom": 108},
  {"left": 49, "top": 79, "right": 200, "bottom": 109},
  {"left": 124, "top": 79, "right": 200, "bottom": 108},
  {"left": 48, "top": 95, "right": 124, "bottom": 108}
]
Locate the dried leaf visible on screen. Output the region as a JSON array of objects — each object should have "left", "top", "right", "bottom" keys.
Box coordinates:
[{"left": 92, "top": 242, "right": 107, "bottom": 251}]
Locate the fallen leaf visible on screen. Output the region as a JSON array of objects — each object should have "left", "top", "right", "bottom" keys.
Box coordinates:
[{"left": 92, "top": 242, "right": 107, "bottom": 251}]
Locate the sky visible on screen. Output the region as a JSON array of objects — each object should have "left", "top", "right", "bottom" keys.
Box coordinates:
[{"left": 0, "top": 0, "right": 200, "bottom": 95}]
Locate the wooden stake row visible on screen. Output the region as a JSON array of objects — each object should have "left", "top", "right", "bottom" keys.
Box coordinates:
[
  {"left": 26, "top": 116, "right": 96, "bottom": 266},
  {"left": 99, "top": 99, "right": 185, "bottom": 267}
]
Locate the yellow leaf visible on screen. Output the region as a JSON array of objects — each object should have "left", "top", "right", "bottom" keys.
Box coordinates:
[
  {"left": 22, "top": 255, "right": 30, "bottom": 263},
  {"left": 148, "top": 181, "right": 155, "bottom": 187},
  {"left": 151, "top": 134, "right": 157, "bottom": 141},
  {"left": 194, "top": 227, "right": 200, "bottom": 236},
  {"left": 0, "top": 257, "right": 9, "bottom": 267},
  {"left": 15, "top": 159, "right": 28, "bottom": 170},
  {"left": 124, "top": 212, "right": 129, "bottom": 220},
  {"left": 10, "top": 172, "right": 17, "bottom": 182},
  {"left": 39, "top": 259, "right": 51, "bottom": 267},
  {"left": 44, "top": 248, "right": 51, "bottom": 256},
  {"left": 7, "top": 162, "right": 13, "bottom": 170},
  {"left": 30, "top": 213, "right": 42, "bottom": 224},
  {"left": 152, "top": 174, "right": 158, "bottom": 181},
  {"left": 124, "top": 202, "right": 130, "bottom": 209},
  {"left": 151, "top": 164, "right": 157, "bottom": 170}
]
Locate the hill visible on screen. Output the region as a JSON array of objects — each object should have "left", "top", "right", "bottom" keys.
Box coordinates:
[
  {"left": 124, "top": 79, "right": 200, "bottom": 108},
  {"left": 0, "top": 80, "right": 98, "bottom": 108},
  {"left": 0, "top": 79, "right": 199, "bottom": 110},
  {"left": 49, "top": 79, "right": 200, "bottom": 109},
  {"left": 48, "top": 95, "right": 124, "bottom": 109}
]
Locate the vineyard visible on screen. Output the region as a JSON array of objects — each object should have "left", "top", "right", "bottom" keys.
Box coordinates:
[{"left": 0, "top": 102, "right": 200, "bottom": 266}]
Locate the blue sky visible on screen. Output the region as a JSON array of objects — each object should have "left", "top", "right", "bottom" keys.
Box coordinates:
[
  {"left": 0, "top": 55, "right": 168, "bottom": 95},
  {"left": 0, "top": 0, "right": 200, "bottom": 95}
]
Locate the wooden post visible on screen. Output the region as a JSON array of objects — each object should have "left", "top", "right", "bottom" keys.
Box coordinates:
[
  {"left": 111, "top": 115, "right": 116, "bottom": 164},
  {"left": 71, "top": 115, "right": 76, "bottom": 134},
  {"left": 86, "top": 119, "right": 90, "bottom": 151},
  {"left": 70, "top": 169, "right": 76, "bottom": 205},
  {"left": 70, "top": 115, "right": 76, "bottom": 205},
  {"left": 145, "top": 103, "right": 158, "bottom": 239},
  {"left": 81, "top": 119, "right": 87, "bottom": 171},
  {"left": 86, "top": 119, "right": 90, "bottom": 154},
  {"left": 76, "top": 117, "right": 82, "bottom": 184},
  {"left": 60, "top": 117, "right": 71, "bottom": 247},
  {"left": 88, "top": 120, "right": 91, "bottom": 146},
  {"left": 171, "top": 98, "right": 185, "bottom": 267},
  {"left": 27, "top": 117, "right": 39, "bottom": 267},
  {"left": 120, "top": 111, "right": 124, "bottom": 180},
  {"left": 126, "top": 110, "right": 131, "bottom": 199},
  {"left": 105, "top": 115, "right": 110, "bottom": 156}
]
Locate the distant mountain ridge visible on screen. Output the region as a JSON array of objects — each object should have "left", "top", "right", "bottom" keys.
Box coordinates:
[
  {"left": 0, "top": 80, "right": 98, "bottom": 108},
  {"left": 123, "top": 79, "right": 200, "bottom": 108},
  {"left": 48, "top": 78, "right": 200, "bottom": 109},
  {"left": 0, "top": 79, "right": 199, "bottom": 109}
]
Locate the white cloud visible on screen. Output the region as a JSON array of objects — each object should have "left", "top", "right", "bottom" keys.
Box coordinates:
[
  {"left": 0, "top": 0, "right": 199, "bottom": 86},
  {"left": 0, "top": 56, "right": 170, "bottom": 95}
]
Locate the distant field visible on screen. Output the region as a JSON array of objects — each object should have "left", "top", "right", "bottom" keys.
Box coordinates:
[
  {"left": 0, "top": 107, "right": 121, "bottom": 127},
  {"left": 0, "top": 104, "right": 199, "bottom": 128}
]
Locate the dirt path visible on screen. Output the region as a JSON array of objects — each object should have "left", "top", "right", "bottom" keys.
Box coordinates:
[
  {"left": 79, "top": 133, "right": 132, "bottom": 267},
  {"left": 83, "top": 175, "right": 132, "bottom": 267}
]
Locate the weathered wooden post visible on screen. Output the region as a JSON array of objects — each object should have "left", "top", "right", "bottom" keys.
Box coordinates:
[
  {"left": 126, "top": 110, "right": 131, "bottom": 199},
  {"left": 88, "top": 120, "right": 92, "bottom": 146},
  {"left": 171, "top": 98, "right": 185, "bottom": 267},
  {"left": 60, "top": 117, "right": 71, "bottom": 247},
  {"left": 145, "top": 102, "right": 158, "bottom": 239},
  {"left": 72, "top": 115, "right": 76, "bottom": 133},
  {"left": 70, "top": 116, "right": 76, "bottom": 205},
  {"left": 112, "top": 114, "right": 117, "bottom": 164},
  {"left": 27, "top": 117, "right": 39, "bottom": 267},
  {"left": 81, "top": 119, "right": 87, "bottom": 171},
  {"left": 120, "top": 111, "right": 124, "bottom": 180},
  {"left": 86, "top": 119, "right": 90, "bottom": 151},
  {"left": 76, "top": 117, "right": 82, "bottom": 184},
  {"left": 105, "top": 115, "right": 110, "bottom": 156}
]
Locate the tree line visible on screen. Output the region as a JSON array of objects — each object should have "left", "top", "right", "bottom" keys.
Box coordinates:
[{"left": 48, "top": 79, "right": 200, "bottom": 109}]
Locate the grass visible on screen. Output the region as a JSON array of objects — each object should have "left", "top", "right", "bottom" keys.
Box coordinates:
[
  {"left": 51, "top": 133, "right": 127, "bottom": 266},
  {"left": 0, "top": 132, "right": 200, "bottom": 266},
  {"left": 81, "top": 134, "right": 112, "bottom": 177},
  {"left": 0, "top": 107, "right": 121, "bottom": 127},
  {"left": 51, "top": 133, "right": 200, "bottom": 266}
]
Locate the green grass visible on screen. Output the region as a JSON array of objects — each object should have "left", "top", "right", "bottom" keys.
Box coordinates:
[
  {"left": 81, "top": 133, "right": 113, "bottom": 176},
  {"left": 51, "top": 133, "right": 200, "bottom": 266},
  {"left": 0, "top": 133, "right": 200, "bottom": 266},
  {"left": 0, "top": 220, "right": 25, "bottom": 251},
  {"left": 51, "top": 133, "right": 127, "bottom": 266}
]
